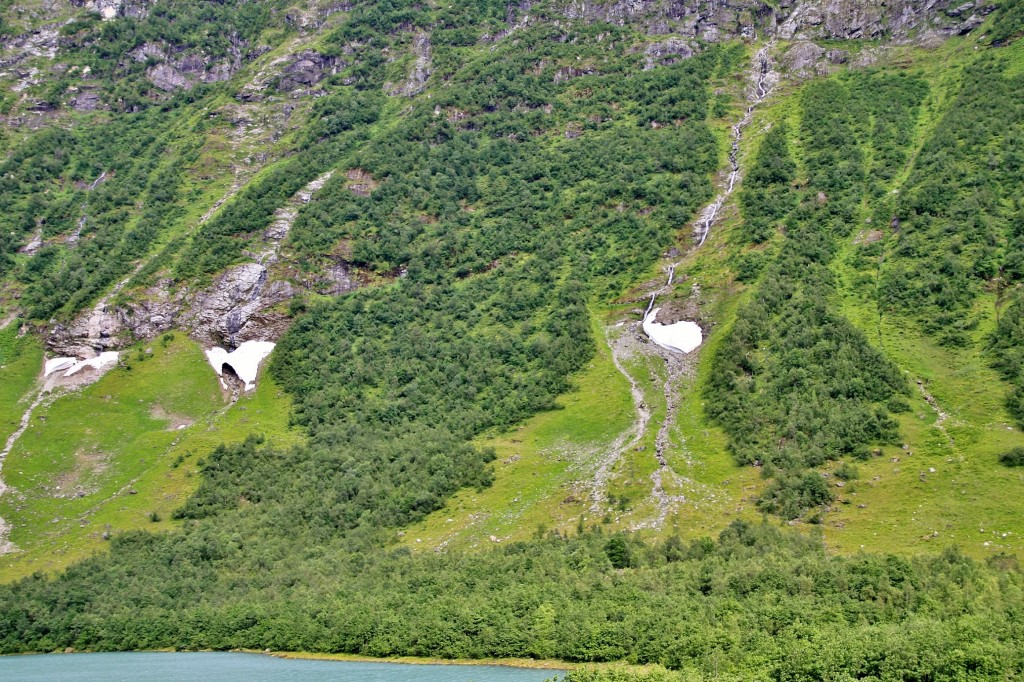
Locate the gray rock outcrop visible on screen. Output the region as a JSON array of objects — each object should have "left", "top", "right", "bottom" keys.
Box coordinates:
[
  {"left": 135, "top": 39, "right": 245, "bottom": 92},
  {"left": 642, "top": 38, "right": 695, "bottom": 70},
  {"left": 46, "top": 171, "right": 346, "bottom": 355},
  {"left": 69, "top": 87, "right": 103, "bottom": 111},
  {"left": 554, "top": 0, "right": 993, "bottom": 41},
  {"left": 278, "top": 50, "right": 343, "bottom": 92},
  {"left": 70, "top": 0, "right": 151, "bottom": 20},
  {"left": 189, "top": 263, "right": 293, "bottom": 347},
  {"left": 47, "top": 263, "right": 295, "bottom": 354},
  {"left": 781, "top": 40, "right": 826, "bottom": 76},
  {"left": 386, "top": 32, "right": 432, "bottom": 97}
]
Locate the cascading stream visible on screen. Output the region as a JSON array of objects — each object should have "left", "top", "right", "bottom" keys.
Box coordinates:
[
  {"left": 695, "top": 42, "right": 776, "bottom": 247},
  {"left": 597, "top": 44, "right": 777, "bottom": 528}
]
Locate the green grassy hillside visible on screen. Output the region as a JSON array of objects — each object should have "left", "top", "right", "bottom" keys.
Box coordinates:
[
  {"left": 1, "top": 0, "right": 1024, "bottom": 678},
  {"left": 0, "top": 322, "right": 42, "bottom": 449},
  {"left": 406, "top": 30, "right": 1024, "bottom": 560},
  {"left": 0, "top": 336, "right": 301, "bottom": 580}
]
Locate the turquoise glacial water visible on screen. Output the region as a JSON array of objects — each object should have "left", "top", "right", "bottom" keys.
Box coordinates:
[{"left": 0, "top": 651, "right": 564, "bottom": 681}]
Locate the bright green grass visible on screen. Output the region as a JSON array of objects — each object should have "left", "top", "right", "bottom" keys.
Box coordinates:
[
  {"left": 0, "top": 322, "right": 42, "bottom": 449},
  {"left": 406, "top": 197, "right": 767, "bottom": 549},
  {"left": 810, "top": 39, "right": 1024, "bottom": 558},
  {"left": 663, "top": 293, "right": 765, "bottom": 537},
  {"left": 404, "top": 310, "right": 635, "bottom": 549},
  {"left": 1002, "top": 35, "right": 1024, "bottom": 77},
  {"left": 829, "top": 234, "right": 1024, "bottom": 558},
  {"left": 0, "top": 336, "right": 301, "bottom": 581}
]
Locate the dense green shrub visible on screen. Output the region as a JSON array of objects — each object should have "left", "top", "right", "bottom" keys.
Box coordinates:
[
  {"left": 1000, "top": 447, "right": 1024, "bottom": 467},
  {"left": 878, "top": 57, "right": 1024, "bottom": 346},
  {"left": 2, "top": 521, "right": 1023, "bottom": 680},
  {"left": 739, "top": 123, "right": 796, "bottom": 243},
  {"left": 707, "top": 76, "right": 915, "bottom": 518}
]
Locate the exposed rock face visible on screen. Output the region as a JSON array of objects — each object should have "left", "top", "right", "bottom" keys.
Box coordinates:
[
  {"left": 780, "top": 40, "right": 859, "bottom": 77},
  {"left": 642, "top": 38, "right": 695, "bottom": 70},
  {"left": 782, "top": 40, "right": 825, "bottom": 71},
  {"left": 284, "top": 1, "right": 354, "bottom": 31},
  {"left": 321, "top": 261, "right": 357, "bottom": 296},
  {"left": 48, "top": 263, "right": 294, "bottom": 354},
  {"left": 83, "top": 0, "right": 121, "bottom": 20},
  {"left": 46, "top": 172, "right": 347, "bottom": 355},
  {"left": 47, "top": 271, "right": 178, "bottom": 357},
  {"left": 554, "top": 0, "right": 992, "bottom": 41},
  {"left": 344, "top": 168, "right": 379, "bottom": 197},
  {"left": 781, "top": 40, "right": 826, "bottom": 77},
  {"left": 238, "top": 48, "right": 345, "bottom": 102},
  {"left": 135, "top": 40, "right": 244, "bottom": 91},
  {"left": 386, "top": 32, "right": 432, "bottom": 96},
  {"left": 68, "top": 87, "right": 103, "bottom": 111},
  {"left": 18, "top": 231, "right": 43, "bottom": 255},
  {"left": 190, "top": 264, "right": 293, "bottom": 347},
  {"left": 0, "top": 24, "right": 60, "bottom": 96},
  {"left": 278, "top": 50, "right": 343, "bottom": 92},
  {"left": 114, "top": 279, "right": 184, "bottom": 342},
  {"left": 553, "top": 65, "right": 595, "bottom": 83},
  {"left": 147, "top": 62, "right": 192, "bottom": 90},
  {"left": 70, "top": 0, "right": 150, "bottom": 20}
]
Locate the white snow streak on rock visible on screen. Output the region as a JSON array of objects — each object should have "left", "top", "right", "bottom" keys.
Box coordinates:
[
  {"left": 44, "top": 353, "right": 120, "bottom": 378},
  {"left": 44, "top": 357, "right": 77, "bottom": 376}
]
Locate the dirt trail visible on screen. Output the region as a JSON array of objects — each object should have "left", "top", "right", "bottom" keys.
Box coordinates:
[{"left": 590, "top": 44, "right": 777, "bottom": 529}]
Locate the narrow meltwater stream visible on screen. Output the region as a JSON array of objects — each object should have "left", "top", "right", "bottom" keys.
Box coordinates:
[{"left": 595, "top": 44, "right": 778, "bottom": 528}]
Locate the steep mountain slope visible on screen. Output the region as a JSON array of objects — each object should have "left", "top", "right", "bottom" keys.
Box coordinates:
[{"left": 1, "top": 0, "right": 1024, "bottom": 678}]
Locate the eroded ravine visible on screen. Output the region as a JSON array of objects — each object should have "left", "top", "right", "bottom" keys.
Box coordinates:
[
  {"left": 592, "top": 44, "right": 777, "bottom": 529},
  {"left": 585, "top": 326, "right": 654, "bottom": 513}
]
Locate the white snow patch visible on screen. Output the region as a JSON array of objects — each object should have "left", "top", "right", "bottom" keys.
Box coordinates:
[
  {"left": 44, "top": 352, "right": 120, "bottom": 378},
  {"left": 64, "top": 352, "right": 120, "bottom": 376},
  {"left": 205, "top": 341, "right": 275, "bottom": 391},
  {"left": 44, "top": 357, "right": 77, "bottom": 377},
  {"left": 642, "top": 307, "right": 702, "bottom": 354}
]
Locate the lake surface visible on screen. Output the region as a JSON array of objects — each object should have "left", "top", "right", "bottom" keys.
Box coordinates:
[{"left": 0, "top": 651, "right": 564, "bottom": 682}]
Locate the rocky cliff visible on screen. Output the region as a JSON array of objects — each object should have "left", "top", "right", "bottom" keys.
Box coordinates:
[{"left": 552, "top": 0, "right": 993, "bottom": 40}]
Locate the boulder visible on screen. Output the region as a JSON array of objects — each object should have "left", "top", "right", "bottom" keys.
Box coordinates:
[
  {"left": 781, "top": 41, "right": 826, "bottom": 76},
  {"left": 70, "top": 88, "right": 102, "bottom": 111}
]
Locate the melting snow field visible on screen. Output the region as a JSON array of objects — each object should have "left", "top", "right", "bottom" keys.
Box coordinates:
[
  {"left": 643, "top": 307, "right": 702, "bottom": 354},
  {"left": 43, "top": 352, "right": 120, "bottom": 378},
  {"left": 205, "top": 341, "right": 275, "bottom": 391}
]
